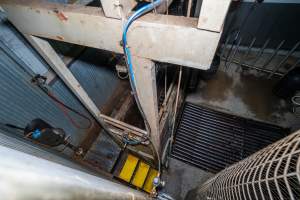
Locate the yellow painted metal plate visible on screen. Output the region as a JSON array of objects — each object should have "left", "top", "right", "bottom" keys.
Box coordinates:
[
  {"left": 131, "top": 162, "right": 150, "bottom": 188},
  {"left": 118, "top": 154, "right": 139, "bottom": 182},
  {"left": 143, "top": 168, "right": 158, "bottom": 193}
]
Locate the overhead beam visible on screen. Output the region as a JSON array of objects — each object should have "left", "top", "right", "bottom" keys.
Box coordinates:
[
  {"left": 197, "top": 0, "right": 232, "bottom": 32},
  {"left": 0, "top": 0, "right": 222, "bottom": 69}
]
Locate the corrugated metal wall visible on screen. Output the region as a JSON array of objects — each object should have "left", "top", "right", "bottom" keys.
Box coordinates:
[{"left": 0, "top": 11, "right": 119, "bottom": 155}]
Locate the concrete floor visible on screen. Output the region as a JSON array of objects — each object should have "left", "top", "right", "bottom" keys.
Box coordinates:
[
  {"left": 162, "top": 158, "right": 214, "bottom": 200},
  {"left": 186, "top": 64, "right": 300, "bottom": 131}
]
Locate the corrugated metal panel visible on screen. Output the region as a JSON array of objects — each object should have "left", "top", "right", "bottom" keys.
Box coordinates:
[
  {"left": 0, "top": 11, "right": 119, "bottom": 155},
  {"left": 0, "top": 43, "right": 82, "bottom": 148},
  {"left": 69, "top": 48, "right": 119, "bottom": 109},
  {"left": 0, "top": 12, "right": 48, "bottom": 74}
]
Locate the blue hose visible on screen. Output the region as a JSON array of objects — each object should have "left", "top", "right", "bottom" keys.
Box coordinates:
[
  {"left": 122, "top": 0, "right": 163, "bottom": 87},
  {"left": 121, "top": 2, "right": 164, "bottom": 176}
]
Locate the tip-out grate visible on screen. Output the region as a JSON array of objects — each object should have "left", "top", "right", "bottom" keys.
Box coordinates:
[{"left": 171, "top": 103, "right": 290, "bottom": 173}]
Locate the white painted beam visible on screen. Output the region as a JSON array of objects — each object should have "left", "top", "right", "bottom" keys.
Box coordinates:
[
  {"left": 198, "top": 0, "right": 232, "bottom": 32},
  {"left": 132, "top": 56, "right": 160, "bottom": 149},
  {"left": 25, "top": 35, "right": 100, "bottom": 118},
  {"left": 0, "top": 0, "right": 221, "bottom": 69},
  {"left": 25, "top": 35, "right": 122, "bottom": 145}
]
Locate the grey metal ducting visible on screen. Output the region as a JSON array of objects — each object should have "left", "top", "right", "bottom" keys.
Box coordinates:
[
  {"left": 0, "top": 128, "right": 94, "bottom": 173},
  {"left": 0, "top": 144, "right": 150, "bottom": 200}
]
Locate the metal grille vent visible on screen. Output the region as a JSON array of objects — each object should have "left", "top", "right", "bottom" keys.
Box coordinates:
[
  {"left": 171, "top": 103, "right": 289, "bottom": 173},
  {"left": 197, "top": 130, "right": 300, "bottom": 200}
]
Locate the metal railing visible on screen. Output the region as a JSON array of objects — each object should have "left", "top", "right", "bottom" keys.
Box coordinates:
[
  {"left": 196, "top": 130, "right": 300, "bottom": 200},
  {"left": 220, "top": 36, "right": 300, "bottom": 79}
]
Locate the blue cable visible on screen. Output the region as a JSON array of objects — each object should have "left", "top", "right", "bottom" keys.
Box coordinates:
[{"left": 122, "top": 0, "right": 164, "bottom": 87}]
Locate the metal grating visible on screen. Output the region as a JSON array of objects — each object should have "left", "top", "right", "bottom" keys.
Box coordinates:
[
  {"left": 196, "top": 130, "right": 300, "bottom": 200},
  {"left": 171, "top": 103, "right": 289, "bottom": 173}
]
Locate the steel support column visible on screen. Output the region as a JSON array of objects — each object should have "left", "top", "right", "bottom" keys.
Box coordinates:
[{"left": 132, "top": 57, "right": 160, "bottom": 149}]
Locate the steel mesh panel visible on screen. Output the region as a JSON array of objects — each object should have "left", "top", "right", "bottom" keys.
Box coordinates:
[{"left": 197, "top": 130, "right": 300, "bottom": 200}]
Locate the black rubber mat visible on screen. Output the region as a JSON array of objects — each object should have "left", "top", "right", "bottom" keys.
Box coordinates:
[{"left": 171, "top": 103, "right": 290, "bottom": 173}]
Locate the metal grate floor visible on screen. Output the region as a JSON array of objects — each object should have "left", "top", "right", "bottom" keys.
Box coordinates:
[{"left": 171, "top": 103, "right": 290, "bottom": 173}]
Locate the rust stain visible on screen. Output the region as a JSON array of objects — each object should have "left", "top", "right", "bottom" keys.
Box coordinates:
[
  {"left": 56, "top": 36, "right": 64, "bottom": 40},
  {"left": 53, "top": 9, "right": 68, "bottom": 21}
]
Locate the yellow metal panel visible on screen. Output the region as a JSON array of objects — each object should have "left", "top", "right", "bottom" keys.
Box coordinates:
[
  {"left": 131, "top": 162, "right": 150, "bottom": 188},
  {"left": 118, "top": 154, "right": 139, "bottom": 182},
  {"left": 143, "top": 168, "right": 158, "bottom": 193}
]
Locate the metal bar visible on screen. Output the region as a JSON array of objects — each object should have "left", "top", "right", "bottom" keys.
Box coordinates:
[
  {"left": 25, "top": 35, "right": 123, "bottom": 146},
  {"left": 0, "top": 0, "right": 222, "bottom": 69},
  {"left": 237, "top": 37, "right": 256, "bottom": 72},
  {"left": 220, "top": 36, "right": 231, "bottom": 61},
  {"left": 187, "top": 0, "right": 193, "bottom": 17},
  {"left": 252, "top": 38, "right": 271, "bottom": 66},
  {"left": 261, "top": 40, "right": 285, "bottom": 69},
  {"left": 226, "top": 37, "right": 242, "bottom": 70},
  {"left": 100, "top": 114, "right": 147, "bottom": 136},
  {"left": 0, "top": 145, "right": 149, "bottom": 200},
  {"left": 221, "top": 57, "right": 284, "bottom": 77},
  {"left": 268, "top": 41, "right": 300, "bottom": 79}
]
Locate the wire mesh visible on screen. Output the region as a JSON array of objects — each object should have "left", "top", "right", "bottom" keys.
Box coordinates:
[{"left": 197, "top": 130, "right": 300, "bottom": 200}]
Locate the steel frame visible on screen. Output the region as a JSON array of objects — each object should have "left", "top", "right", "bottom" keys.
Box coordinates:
[{"left": 0, "top": 0, "right": 232, "bottom": 150}]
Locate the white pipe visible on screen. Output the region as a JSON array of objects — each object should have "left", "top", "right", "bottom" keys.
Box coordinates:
[{"left": 0, "top": 145, "right": 150, "bottom": 200}]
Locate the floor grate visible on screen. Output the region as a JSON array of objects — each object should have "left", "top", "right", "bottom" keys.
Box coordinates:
[{"left": 171, "top": 103, "right": 290, "bottom": 173}]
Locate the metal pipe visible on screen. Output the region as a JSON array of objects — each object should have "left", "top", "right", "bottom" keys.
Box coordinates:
[
  {"left": 220, "top": 57, "right": 284, "bottom": 77},
  {"left": 0, "top": 145, "right": 150, "bottom": 200},
  {"left": 236, "top": 37, "right": 256, "bottom": 72},
  {"left": 220, "top": 36, "right": 231, "bottom": 60},
  {"left": 187, "top": 0, "right": 193, "bottom": 17},
  {"left": 226, "top": 37, "right": 242, "bottom": 70},
  {"left": 169, "top": 66, "right": 183, "bottom": 150},
  {"left": 100, "top": 114, "right": 147, "bottom": 136}
]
